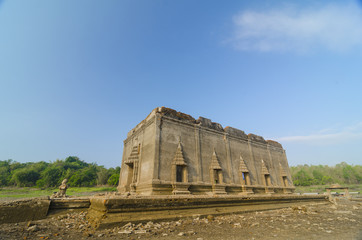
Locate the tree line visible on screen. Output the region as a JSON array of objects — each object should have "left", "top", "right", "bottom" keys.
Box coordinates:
[
  {"left": 1, "top": 157, "right": 360, "bottom": 188},
  {"left": 290, "top": 162, "right": 361, "bottom": 186},
  {"left": 0, "top": 156, "right": 120, "bottom": 188}
]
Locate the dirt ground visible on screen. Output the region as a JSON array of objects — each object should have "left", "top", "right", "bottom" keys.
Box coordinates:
[{"left": 0, "top": 198, "right": 361, "bottom": 240}]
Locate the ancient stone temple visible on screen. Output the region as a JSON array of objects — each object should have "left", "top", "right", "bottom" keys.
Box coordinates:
[{"left": 118, "top": 107, "right": 295, "bottom": 195}]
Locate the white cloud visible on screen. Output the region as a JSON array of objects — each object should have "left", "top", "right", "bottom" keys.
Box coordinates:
[
  {"left": 230, "top": 3, "right": 362, "bottom": 52},
  {"left": 275, "top": 122, "right": 362, "bottom": 145}
]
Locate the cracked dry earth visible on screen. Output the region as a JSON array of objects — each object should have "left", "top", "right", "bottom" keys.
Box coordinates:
[{"left": 0, "top": 198, "right": 361, "bottom": 240}]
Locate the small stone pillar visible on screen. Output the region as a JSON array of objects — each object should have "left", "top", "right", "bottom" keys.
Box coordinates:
[{"left": 51, "top": 179, "right": 68, "bottom": 198}]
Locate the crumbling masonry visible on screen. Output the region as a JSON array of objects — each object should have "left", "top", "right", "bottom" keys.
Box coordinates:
[{"left": 118, "top": 107, "right": 295, "bottom": 195}]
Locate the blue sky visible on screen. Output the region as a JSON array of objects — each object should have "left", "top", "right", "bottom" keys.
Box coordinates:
[{"left": 1, "top": 0, "right": 361, "bottom": 168}]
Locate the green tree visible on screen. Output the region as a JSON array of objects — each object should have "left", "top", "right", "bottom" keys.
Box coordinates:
[
  {"left": 0, "top": 160, "right": 12, "bottom": 186},
  {"left": 291, "top": 162, "right": 362, "bottom": 186},
  {"left": 11, "top": 168, "right": 40, "bottom": 187},
  {"left": 97, "top": 167, "right": 110, "bottom": 185},
  {"left": 312, "top": 169, "right": 323, "bottom": 184},
  {"left": 293, "top": 169, "right": 313, "bottom": 186},
  {"left": 1, "top": 157, "right": 123, "bottom": 188},
  {"left": 68, "top": 165, "right": 97, "bottom": 187},
  {"left": 64, "top": 156, "right": 89, "bottom": 169},
  {"left": 37, "top": 165, "right": 63, "bottom": 187},
  {"left": 321, "top": 175, "right": 333, "bottom": 185},
  {"left": 107, "top": 173, "right": 120, "bottom": 186}
]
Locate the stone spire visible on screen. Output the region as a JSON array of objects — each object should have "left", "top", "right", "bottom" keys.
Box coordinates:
[
  {"left": 125, "top": 145, "right": 139, "bottom": 165},
  {"left": 210, "top": 149, "right": 222, "bottom": 169},
  {"left": 279, "top": 163, "right": 287, "bottom": 176},
  {"left": 239, "top": 155, "right": 249, "bottom": 172},
  {"left": 261, "top": 160, "right": 270, "bottom": 175},
  {"left": 173, "top": 142, "right": 187, "bottom": 165}
]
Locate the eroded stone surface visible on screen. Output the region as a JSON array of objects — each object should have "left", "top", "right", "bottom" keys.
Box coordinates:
[
  {"left": 86, "top": 194, "right": 327, "bottom": 229},
  {"left": 1, "top": 198, "right": 361, "bottom": 240},
  {"left": 0, "top": 197, "right": 50, "bottom": 224}
]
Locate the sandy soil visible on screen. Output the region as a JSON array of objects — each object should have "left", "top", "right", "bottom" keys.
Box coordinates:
[{"left": 0, "top": 198, "right": 361, "bottom": 240}]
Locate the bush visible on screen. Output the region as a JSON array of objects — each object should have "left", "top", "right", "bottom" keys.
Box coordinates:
[
  {"left": 291, "top": 162, "right": 362, "bottom": 186},
  {"left": 107, "top": 173, "right": 120, "bottom": 186},
  {"left": 1, "top": 157, "right": 121, "bottom": 188},
  {"left": 68, "top": 166, "right": 98, "bottom": 187},
  {"left": 97, "top": 167, "right": 110, "bottom": 185},
  {"left": 38, "top": 166, "right": 63, "bottom": 187},
  {"left": 11, "top": 168, "right": 40, "bottom": 187}
]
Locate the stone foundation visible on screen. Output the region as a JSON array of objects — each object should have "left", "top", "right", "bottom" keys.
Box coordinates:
[
  {"left": 87, "top": 194, "right": 327, "bottom": 229},
  {"left": 0, "top": 197, "right": 50, "bottom": 224}
]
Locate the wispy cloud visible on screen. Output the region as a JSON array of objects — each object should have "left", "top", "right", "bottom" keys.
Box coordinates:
[
  {"left": 230, "top": 3, "right": 362, "bottom": 53},
  {"left": 276, "top": 122, "right": 362, "bottom": 144}
]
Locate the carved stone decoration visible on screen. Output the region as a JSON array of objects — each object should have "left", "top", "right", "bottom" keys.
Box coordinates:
[
  {"left": 279, "top": 163, "right": 287, "bottom": 177},
  {"left": 239, "top": 155, "right": 249, "bottom": 173},
  {"left": 173, "top": 142, "right": 187, "bottom": 166},
  {"left": 125, "top": 145, "right": 140, "bottom": 193},
  {"left": 239, "top": 155, "right": 253, "bottom": 194},
  {"left": 171, "top": 141, "right": 190, "bottom": 195},
  {"left": 279, "top": 163, "right": 291, "bottom": 192},
  {"left": 125, "top": 145, "right": 139, "bottom": 165},
  {"left": 210, "top": 149, "right": 222, "bottom": 170},
  {"left": 261, "top": 160, "right": 270, "bottom": 175},
  {"left": 261, "top": 160, "right": 274, "bottom": 194},
  {"left": 209, "top": 149, "right": 226, "bottom": 194}
]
